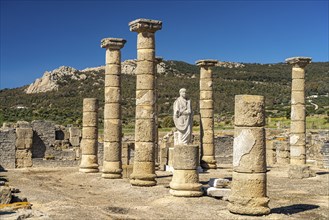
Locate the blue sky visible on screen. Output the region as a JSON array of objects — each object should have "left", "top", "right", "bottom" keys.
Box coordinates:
[{"left": 1, "top": 0, "right": 328, "bottom": 89}]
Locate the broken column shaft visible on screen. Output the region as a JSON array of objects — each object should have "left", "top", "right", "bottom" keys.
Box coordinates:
[
  {"left": 129, "top": 18, "right": 162, "bottom": 186},
  {"left": 101, "top": 38, "right": 126, "bottom": 179},
  {"left": 196, "top": 59, "right": 218, "bottom": 169},
  {"left": 79, "top": 98, "right": 99, "bottom": 173},
  {"left": 169, "top": 144, "right": 203, "bottom": 197},
  {"left": 228, "top": 95, "right": 270, "bottom": 215}
]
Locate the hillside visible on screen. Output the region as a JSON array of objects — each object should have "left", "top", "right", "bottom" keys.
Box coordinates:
[{"left": 1, "top": 60, "right": 328, "bottom": 127}]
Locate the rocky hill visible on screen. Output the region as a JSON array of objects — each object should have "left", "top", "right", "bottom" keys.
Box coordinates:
[
  {"left": 25, "top": 60, "right": 170, "bottom": 94},
  {"left": 1, "top": 60, "right": 328, "bottom": 126}
]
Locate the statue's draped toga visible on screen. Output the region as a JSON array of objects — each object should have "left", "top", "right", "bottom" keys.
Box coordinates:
[{"left": 173, "top": 89, "right": 193, "bottom": 145}]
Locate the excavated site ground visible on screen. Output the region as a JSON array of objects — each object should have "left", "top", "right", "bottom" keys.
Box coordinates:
[{"left": 1, "top": 164, "right": 328, "bottom": 220}]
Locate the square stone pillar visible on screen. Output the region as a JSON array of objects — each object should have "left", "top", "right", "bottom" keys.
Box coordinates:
[
  {"left": 101, "top": 38, "right": 126, "bottom": 179},
  {"left": 196, "top": 59, "right": 218, "bottom": 169},
  {"left": 129, "top": 18, "right": 162, "bottom": 186}
]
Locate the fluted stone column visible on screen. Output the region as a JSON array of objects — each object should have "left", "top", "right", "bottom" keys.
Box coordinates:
[
  {"left": 228, "top": 95, "right": 270, "bottom": 215},
  {"left": 101, "top": 38, "right": 126, "bottom": 179},
  {"left": 79, "top": 98, "right": 99, "bottom": 173},
  {"left": 169, "top": 144, "right": 203, "bottom": 197},
  {"left": 196, "top": 59, "right": 218, "bottom": 169},
  {"left": 286, "top": 57, "right": 314, "bottom": 178},
  {"left": 129, "top": 18, "right": 162, "bottom": 186},
  {"left": 154, "top": 57, "right": 163, "bottom": 166}
]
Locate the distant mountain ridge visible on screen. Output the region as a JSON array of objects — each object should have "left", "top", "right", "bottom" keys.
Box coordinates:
[{"left": 24, "top": 60, "right": 245, "bottom": 94}]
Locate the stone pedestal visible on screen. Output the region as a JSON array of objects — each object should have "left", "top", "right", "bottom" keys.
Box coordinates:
[
  {"left": 101, "top": 38, "right": 126, "bottom": 179},
  {"left": 169, "top": 144, "right": 203, "bottom": 197},
  {"left": 228, "top": 95, "right": 270, "bottom": 215},
  {"left": 129, "top": 18, "right": 162, "bottom": 186},
  {"left": 286, "top": 57, "right": 313, "bottom": 178},
  {"left": 196, "top": 59, "right": 218, "bottom": 169},
  {"left": 79, "top": 98, "right": 99, "bottom": 173}
]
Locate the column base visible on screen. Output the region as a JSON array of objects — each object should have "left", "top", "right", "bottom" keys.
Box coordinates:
[
  {"left": 102, "top": 173, "right": 122, "bottom": 179},
  {"left": 228, "top": 196, "right": 270, "bottom": 216},
  {"left": 130, "top": 178, "right": 157, "bottom": 187},
  {"left": 288, "top": 165, "right": 316, "bottom": 179},
  {"left": 79, "top": 168, "right": 99, "bottom": 173},
  {"left": 130, "top": 161, "right": 156, "bottom": 186},
  {"left": 201, "top": 156, "right": 217, "bottom": 169},
  {"left": 169, "top": 189, "right": 203, "bottom": 197},
  {"left": 102, "top": 161, "right": 122, "bottom": 179},
  {"left": 170, "top": 169, "right": 203, "bottom": 197}
]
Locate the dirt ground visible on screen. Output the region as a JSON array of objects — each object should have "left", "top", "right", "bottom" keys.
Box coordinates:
[{"left": 1, "top": 164, "right": 328, "bottom": 220}]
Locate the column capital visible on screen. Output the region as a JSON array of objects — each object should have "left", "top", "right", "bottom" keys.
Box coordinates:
[
  {"left": 196, "top": 59, "right": 218, "bottom": 67},
  {"left": 129, "top": 18, "right": 162, "bottom": 33},
  {"left": 285, "top": 57, "right": 312, "bottom": 68},
  {"left": 101, "top": 38, "right": 126, "bottom": 50}
]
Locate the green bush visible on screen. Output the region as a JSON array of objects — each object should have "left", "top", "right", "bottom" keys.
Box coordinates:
[{"left": 162, "top": 116, "right": 175, "bottom": 128}]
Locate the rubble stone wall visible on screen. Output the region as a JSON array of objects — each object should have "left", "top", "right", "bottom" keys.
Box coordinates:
[{"left": 0, "top": 128, "right": 16, "bottom": 170}]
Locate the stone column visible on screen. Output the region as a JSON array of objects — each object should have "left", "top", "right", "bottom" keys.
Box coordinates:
[
  {"left": 286, "top": 57, "right": 311, "bottom": 165},
  {"left": 169, "top": 144, "right": 203, "bottom": 197},
  {"left": 128, "top": 18, "right": 162, "bottom": 186},
  {"left": 228, "top": 95, "right": 270, "bottom": 215},
  {"left": 286, "top": 57, "right": 314, "bottom": 178},
  {"left": 154, "top": 57, "right": 163, "bottom": 167},
  {"left": 79, "top": 98, "right": 99, "bottom": 173},
  {"left": 101, "top": 38, "right": 126, "bottom": 179},
  {"left": 196, "top": 59, "right": 218, "bottom": 169}
]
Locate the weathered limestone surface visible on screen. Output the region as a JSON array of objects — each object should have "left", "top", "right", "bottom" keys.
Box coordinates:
[
  {"left": 275, "top": 139, "right": 290, "bottom": 165},
  {"left": 154, "top": 57, "right": 163, "bottom": 168},
  {"left": 0, "top": 185, "right": 12, "bottom": 204},
  {"left": 196, "top": 59, "right": 218, "bottom": 169},
  {"left": 266, "top": 139, "right": 276, "bottom": 166},
  {"left": 31, "top": 120, "right": 56, "bottom": 158},
  {"left": 15, "top": 125, "right": 33, "bottom": 168},
  {"left": 101, "top": 38, "right": 126, "bottom": 179},
  {"left": 129, "top": 18, "right": 162, "bottom": 186},
  {"left": 69, "top": 127, "right": 81, "bottom": 147},
  {"left": 79, "top": 98, "right": 99, "bottom": 173},
  {"left": 0, "top": 128, "right": 16, "bottom": 169},
  {"left": 170, "top": 145, "right": 203, "bottom": 197},
  {"left": 228, "top": 95, "right": 270, "bottom": 215},
  {"left": 286, "top": 57, "right": 314, "bottom": 178}
]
